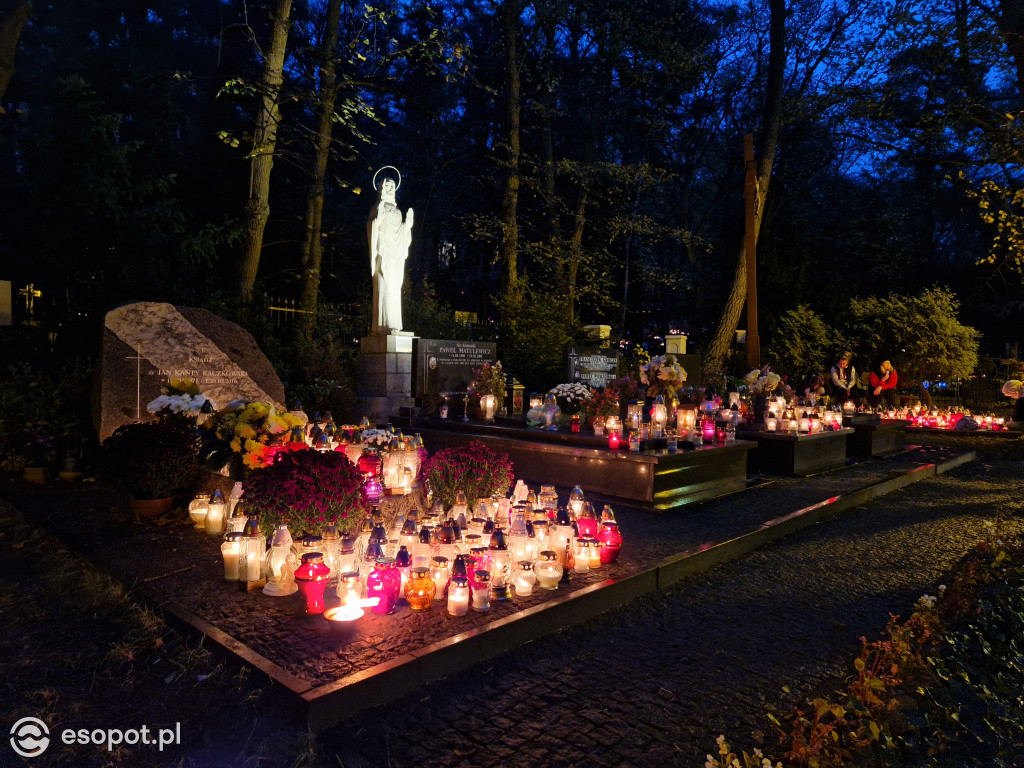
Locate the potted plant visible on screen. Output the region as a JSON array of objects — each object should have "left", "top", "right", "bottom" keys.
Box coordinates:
[
  {"left": 421, "top": 440, "right": 514, "bottom": 509},
  {"left": 1, "top": 426, "right": 58, "bottom": 482},
  {"left": 99, "top": 421, "right": 201, "bottom": 519},
  {"left": 241, "top": 448, "right": 368, "bottom": 538}
]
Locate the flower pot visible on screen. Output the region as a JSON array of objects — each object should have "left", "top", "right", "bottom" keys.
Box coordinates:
[
  {"left": 23, "top": 466, "right": 51, "bottom": 484},
  {"left": 129, "top": 496, "right": 175, "bottom": 521}
]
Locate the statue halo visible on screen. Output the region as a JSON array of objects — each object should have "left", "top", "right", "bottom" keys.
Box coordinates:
[{"left": 372, "top": 166, "right": 402, "bottom": 192}]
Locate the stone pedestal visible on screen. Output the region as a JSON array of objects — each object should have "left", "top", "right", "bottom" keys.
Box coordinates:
[{"left": 357, "top": 331, "right": 416, "bottom": 421}]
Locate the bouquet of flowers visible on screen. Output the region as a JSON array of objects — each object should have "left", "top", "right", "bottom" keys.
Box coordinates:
[
  {"left": 147, "top": 378, "right": 216, "bottom": 423},
  {"left": 421, "top": 440, "right": 514, "bottom": 508},
  {"left": 548, "top": 382, "right": 593, "bottom": 415},
  {"left": 580, "top": 387, "right": 620, "bottom": 421},
  {"left": 639, "top": 354, "right": 687, "bottom": 399},
  {"left": 744, "top": 365, "right": 783, "bottom": 396},
  {"left": 242, "top": 449, "right": 367, "bottom": 538},
  {"left": 214, "top": 401, "right": 306, "bottom": 470},
  {"left": 360, "top": 428, "right": 391, "bottom": 448},
  {"left": 470, "top": 361, "right": 507, "bottom": 412}
]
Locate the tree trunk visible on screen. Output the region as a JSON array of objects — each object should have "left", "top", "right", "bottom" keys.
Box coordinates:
[
  {"left": 0, "top": 1, "right": 31, "bottom": 106},
  {"left": 702, "top": 0, "right": 786, "bottom": 380},
  {"left": 565, "top": 187, "right": 588, "bottom": 328},
  {"left": 498, "top": 0, "right": 523, "bottom": 319},
  {"left": 998, "top": 0, "right": 1024, "bottom": 94},
  {"left": 298, "top": 0, "right": 341, "bottom": 338},
  {"left": 237, "top": 0, "right": 293, "bottom": 307}
]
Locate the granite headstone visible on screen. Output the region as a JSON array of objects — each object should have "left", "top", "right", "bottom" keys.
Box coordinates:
[
  {"left": 414, "top": 339, "right": 497, "bottom": 401},
  {"left": 565, "top": 345, "right": 619, "bottom": 388},
  {"left": 95, "top": 302, "right": 286, "bottom": 441}
]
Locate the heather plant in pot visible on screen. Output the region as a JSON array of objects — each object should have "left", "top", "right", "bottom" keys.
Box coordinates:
[
  {"left": 241, "top": 448, "right": 368, "bottom": 538},
  {"left": 421, "top": 440, "right": 514, "bottom": 509},
  {"left": 99, "top": 420, "right": 201, "bottom": 500}
]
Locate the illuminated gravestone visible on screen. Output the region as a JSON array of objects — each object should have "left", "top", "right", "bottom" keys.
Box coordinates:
[
  {"left": 565, "top": 346, "right": 619, "bottom": 389},
  {"left": 96, "top": 302, "right": 286, "bottom": 441}
]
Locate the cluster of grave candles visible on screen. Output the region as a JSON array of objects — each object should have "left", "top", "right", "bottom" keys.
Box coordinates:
[{"left": 193, "top": 481, "right": 623, "bottom": 626}]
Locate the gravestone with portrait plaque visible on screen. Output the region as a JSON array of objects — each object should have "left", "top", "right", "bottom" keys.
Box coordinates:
[{"left": 414, "top": 339, "right": 497, "bottom": 416}]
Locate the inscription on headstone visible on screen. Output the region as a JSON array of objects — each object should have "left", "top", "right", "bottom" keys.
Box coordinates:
[
  {"left": 96, "top": 302, "right": 286, "bottom": 440},
  {"left": 414, "top": 339, "right": 497, "bottom": 400},
  {"left": 566, "top": 346, "right": 619, "bottom": 388}
]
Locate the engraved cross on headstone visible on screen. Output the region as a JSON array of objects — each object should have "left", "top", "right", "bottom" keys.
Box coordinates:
[
  {"left": 125, "top": 344, "right": 146, "bottom": 421},
  {"left": 567, "top": 347, "right": 580, "bottom": 381}
]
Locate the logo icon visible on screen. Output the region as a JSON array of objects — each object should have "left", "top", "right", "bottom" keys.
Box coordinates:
[{"left": 10, "top": 717, "right": 50, "bottom": 758}]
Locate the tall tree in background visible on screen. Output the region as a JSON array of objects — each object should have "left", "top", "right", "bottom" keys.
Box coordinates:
[
  {"left": 498, "top": 0, "right": 524, "bottom": 319},
  {"left": 702, "top": 0, "right": 786, "bottom": 380},
  {"left": 237, "top": 0, "right": 293, "bottom": 306},
  {"left": 298, "top": 0, "right": 342, "bottom": 336},
  {"left": 0, "top": 1, "right": 31, "bottom": 106}
]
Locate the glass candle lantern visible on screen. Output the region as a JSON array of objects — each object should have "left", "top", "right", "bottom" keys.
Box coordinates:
[
  {"left": 766, "top": 412, "right": 778, "bottom": 431},
  {"left": 226, "top": 501, "right": 248, "bottom": 534},
  {"left": 430, "top": 556, "right": 450, "bottom": 600},
  {"left": 293, "top": 552, "right": 331, "bottom": 615},
  {"left": 321, "top": 523, "right": 341, "bottom": 585},
  {"left": 263, "top": 523, "right": 298, "bottom": 596},
  {"left": 627, "top": 400, "right": 644, "bottom": 430},
  {"left": 586, "top": 536, "right": 602, "bottom": 569},
  {"left": 399, "top": 518, "right": 419, "bottom": 551},
  {"left": 487, "top": 529, "right": 513, "bottom": 601},
  {"left": 568, "top": 485, "right": 585, "bottom": 518},
  {"left": 337, "top": 571, "right": 362, "bottom": 606},
  {"left": 576, "top": 502, "right": 599, "bottom": 538},
  {"left": 608, "top": 431, "right": 621, "bottom": 450},
  {"left": 570, "top": 414, "right": 581, "bottom": 433},
  {"left": 447, "top": 576, "right": 470, "bottom": 616},
  {"left": 221, "top": 532, "right": 244, "bottom": 581},
  {"left": 188, "top": 492, "right": 210, "bottom": 530},
  {"left": 598, "top": 521, "right": 623, "bottom": 564},
  {"left": 601, "top": 505, "right": 617, "bottom": 523},
  {"left": 467, "top": 516, "right": 486, "bottom": 540},
  {"left": 573, "top": 539, "right": 591, "bottom": 573},
  {"left": 240, "top": 516, "right": 266, "bottom": 583},
  {"left": 606, "top": 415, "right": 622, "bottom": 435},
  {"left": 395, "top": 545, "right": 413, "bottom": 596},
  {"left": 628, "top": 431, "right": 639, "bottom": 451},
  {"left": 471, "top": 570, "right": 491, "bottom": 612},
  {"left": 724, "top": 423, "right": 736, "bottom": 442},
  {"left": 204, "top": 489, "right": 227, "bottom": 537},
  {"left": 514, "top": 561, "right": 537, "bottom": 596},
  {"left": 337, "top": 534, "right": 357, "bottom": 576},
  {"left": 480, "top": 393, "right": 497, "bottom": 421},
  {"left": 798, "top": 412, "right": 810, "bottom": 433},
  {"left": 412, "top": 526, "right": 435, "bottom": 569},
  {"left": 701, "top": 416, "right": 716, "bottom": 442},
  {"left": 651, "top": 396, "right": 667, "bottom": 436},
  {"left": 534, "top": 550, "right": 563, "bottom": 590},
  {"left": 366, "top": 557, "right": 400, "bottom": 615},
  {"left": 405, "top": 567, "right": 435, "bottom": 610},
  {"left": 452, "top": 490, "right": 470, "bottom": 521},
  {"left": 531, "top": 520, "right": 550, "bottom": 552}
]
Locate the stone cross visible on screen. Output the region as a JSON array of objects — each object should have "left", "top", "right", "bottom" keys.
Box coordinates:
[{"left": 19, "top": 284, "right": 41, "bottom": 316}]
